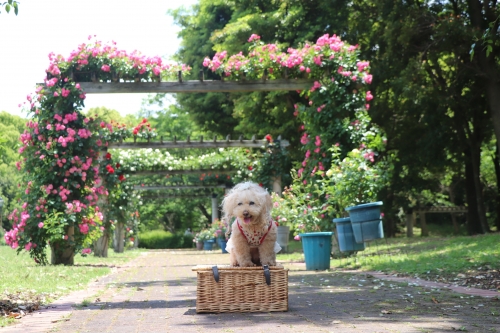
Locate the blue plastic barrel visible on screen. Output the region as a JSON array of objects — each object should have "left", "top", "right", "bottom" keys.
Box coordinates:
[
  {"left": 345, "top": 201, "right": 383, "bottom": 223},
  {"left": 299, "top": 232, "right": 334, "bottom": 270},
  {"left": 351, "top": 219, "right": 384, "bottom": 243},
  {"left": 333, "top": 217, "right": 366, "bottom": 251}
]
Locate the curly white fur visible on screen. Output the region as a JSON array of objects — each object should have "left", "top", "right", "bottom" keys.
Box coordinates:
[{"left": 221, "top": 181, "right": 278, "bottom": 267}]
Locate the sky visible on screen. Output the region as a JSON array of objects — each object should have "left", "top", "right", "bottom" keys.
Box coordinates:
[{"left": 0, "top": 0, "right": 199, "bottom": 118}]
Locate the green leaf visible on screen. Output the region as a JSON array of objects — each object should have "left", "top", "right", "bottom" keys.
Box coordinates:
[
  {"left": 486, "top": 45, "right": 493, "bottom": 57},
  {"left": 5, "top": 4, "right": 10, "bottom": 13}
]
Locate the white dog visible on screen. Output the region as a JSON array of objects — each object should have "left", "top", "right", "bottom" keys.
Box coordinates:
[{"left": 221, "top": 181, "right": 281, "bottom": 267}]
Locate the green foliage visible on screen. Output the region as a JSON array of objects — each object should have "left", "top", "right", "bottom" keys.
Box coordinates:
[
  {"left": 253, "top": 136, "right": 292, "bottom": 189},
  {"left": 138, "top": 229, "right": 193, "bottom": 249},
  {"left": 0, "top": 112, "right": 25, "bottom": 229},
  {"left": 195, "top": 229, "right": 215, "bottom": 242},
  {"left": 321, "top": 144, "right": 392, "bottom": 216},
  {"left": 5, "top": 37, "right": 191, "bottom": 264},
  {"left": 270, "top": 192, "right": 293, "bottom": 227},
  {"left": 0, "top": 0, "right": 19, "bottom": 15}
]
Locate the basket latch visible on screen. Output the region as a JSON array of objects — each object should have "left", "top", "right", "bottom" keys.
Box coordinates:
[
  {"left": 212, "top": 266, "right": 219, "bottom": 283},
  {"left": 263, "top": 265, "right": 271, "bottom": 285}
]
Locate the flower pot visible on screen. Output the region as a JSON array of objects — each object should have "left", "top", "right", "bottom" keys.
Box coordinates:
[
  {"left": 345, "top": 201, "right": 383, "bottom": 223},
  {"left": 299, "top": 232, "right": 334, "bottom": 270},
  {"left": 203, "top": 239, "right": 215, "bottom": 251},
  {"left": 345, "top": 202, "right": 384, "bottom": 243},
  {"left": 276, "top": 226, "right": 290, "bottom": 253},
  {"left": 333, "top": 217, "right": 366, "bottom": 252},
  {"left": 219, "top": 239, "right": 228, "bottom": 253},
  {"left": 351, "top": 219, "right": 384, "bottom": 243},
  {"left": 196, "top": 241, "right": 204, "bottom": 251}
]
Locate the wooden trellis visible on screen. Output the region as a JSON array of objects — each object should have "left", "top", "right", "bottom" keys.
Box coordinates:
[
  {"left": 134, "top": 185, "right": 227, "bottom": 190},
  {"left": 109, "top": 135, "right": 289, "bottom": 149},
  {"left": 128, "top": 168, "right": 233, "bottom": 176},
  {"left": 77, "top": 77, "right": 302, "bottom": 213},
  {"left": 79, "top": 75, "right": 313, "bottom": 94}
]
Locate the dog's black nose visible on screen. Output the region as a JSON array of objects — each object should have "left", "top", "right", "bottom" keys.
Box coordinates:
[{"left": 243, "top": 211, "right": 249, "bottom": 217}]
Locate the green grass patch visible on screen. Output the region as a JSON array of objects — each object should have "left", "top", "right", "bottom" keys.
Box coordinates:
[
  {"left": 0, "top": 245, "right": 143, "bottom": 327},
  {"left": 278, "top": 233, "right": 500, "bottom": 280},
  {"left": 138, "top": 229, "right": 194, "bottom": 249},
  {"left": 332, "top": 233, "right": 500, "bottom": 279}
]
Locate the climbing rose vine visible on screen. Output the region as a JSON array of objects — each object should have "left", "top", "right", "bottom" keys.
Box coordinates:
[
  {"left": 5, "top": 37, "right": 190, "bottom": 264},
  {"left": 204, "top": 34, "right": 388, "bottom": 235},
  {"left": 203, "top": 33, "right": 379, "bottom": 184}
]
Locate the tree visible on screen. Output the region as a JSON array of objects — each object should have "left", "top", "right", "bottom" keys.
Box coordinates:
[{"left": 0, "top": 0, "right": 19, "bottom": 15}]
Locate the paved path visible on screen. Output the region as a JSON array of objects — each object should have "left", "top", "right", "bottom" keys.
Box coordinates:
[{"left": 2, "top": 250, "right": 499, "bottom": 333}]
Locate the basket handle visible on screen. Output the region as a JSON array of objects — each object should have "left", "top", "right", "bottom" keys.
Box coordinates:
[
  {"left": 263, "top": 265, "right": 271, "bottom": 285},
  {"left": 212, "top": 266, "right": 219, "bottom": 283}
]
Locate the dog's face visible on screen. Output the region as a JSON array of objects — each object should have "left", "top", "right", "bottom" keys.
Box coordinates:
[
  {"left": 232, "top": 191, "right": 265, "bottom": 225},
  {"left": 222, "top": 182, "right": 272, "bottom": 226}
]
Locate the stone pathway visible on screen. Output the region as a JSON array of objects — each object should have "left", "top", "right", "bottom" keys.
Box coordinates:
[{"left": 2, "top": 250, "right": 499, "bottom": 333}]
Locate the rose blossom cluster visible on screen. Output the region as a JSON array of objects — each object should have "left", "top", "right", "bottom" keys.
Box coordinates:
[
  {"left": 5, "top": 38, "right": 166, "bottom": 263},
  {"left": 203, "top": 33, "right": 375, "bottom": 185}
]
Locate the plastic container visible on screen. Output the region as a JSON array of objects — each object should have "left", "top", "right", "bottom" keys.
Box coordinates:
[
  {"left": 333, "top": 217, "right": 366, "bottom": 251},
  {"left": 299, "top": 232, "right": 334, "bottom": 270}
]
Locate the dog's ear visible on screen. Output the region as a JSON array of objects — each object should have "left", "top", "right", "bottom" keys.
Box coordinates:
[{"left": 221, "top": 191, "right": 235, "bottom": 218}]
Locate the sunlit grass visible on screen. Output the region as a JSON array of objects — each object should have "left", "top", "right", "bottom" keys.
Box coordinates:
[
  {"left": 277, "top": 232, "right": 500, "bottom": 279},
  {"left": 0, "top": 244, "right": 144, "bottom": 326},
  {"left": 0, "top": 245, "right": 143, "bottom": 296}
]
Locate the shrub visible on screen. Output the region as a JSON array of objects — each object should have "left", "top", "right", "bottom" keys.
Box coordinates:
[{"left": 138, "top": 230, "right": 194, "bottom": 249}]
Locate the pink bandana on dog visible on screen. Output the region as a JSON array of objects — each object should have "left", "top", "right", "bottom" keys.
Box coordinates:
[{"left": 236, "top": 219, "right": 273, "bottom": 247}]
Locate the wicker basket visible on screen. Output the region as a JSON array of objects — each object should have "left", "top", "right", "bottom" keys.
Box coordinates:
[{"left": 192, "top": 265, "right": 288, "bottom": 313}]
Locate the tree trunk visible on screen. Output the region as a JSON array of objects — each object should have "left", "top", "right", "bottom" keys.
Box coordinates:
[
  {"left": 465, "top": 160, "right": 483, "bottom": 234},
  {"left": 94, "top": 152, "right": 109, "bottom": 257},
  {"left": 50, "top": 225, "right": 75, "bottom": 265},
  {"left": 93, "top": 233, "right": 109, "bottom": 257},
  {"left": 492, "top": 148, "right": 500, "bottom": 231},
  {"left": 114, "top": 222, "right": 125, "bottom": 253},
  {"left": 468, "top": 142, "right": 490, "bottom": 233},
  {"left": 485, "top": 68, "right": 500, "bottom": 156}
]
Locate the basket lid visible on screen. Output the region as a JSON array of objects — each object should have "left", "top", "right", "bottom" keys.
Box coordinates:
[{"left": 192, "top": 264, "right": 285, "bottom": 271}]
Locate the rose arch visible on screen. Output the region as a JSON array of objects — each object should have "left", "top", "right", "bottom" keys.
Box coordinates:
[{"left": 4, "top": 34, "right": 379, "bottom": 265}]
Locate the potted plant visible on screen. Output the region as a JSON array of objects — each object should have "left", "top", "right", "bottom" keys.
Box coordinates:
[
  {"left": 270, "top": 192, "right": 293, "bottom": 253},
  {"left": 214, "top": 218, "right": 229, "bottom": 254},
  {"left": 321, "top": 144, "right": 391, "bottom": 244},
  {"left": 197, "top": 229, "right": 216, "bottom": 251},
  {"left": 193, "top": 233, "right": 204, "bottom": 250},
  {"left": 283, "top": 172, "right": 334, "bottom": 270}
]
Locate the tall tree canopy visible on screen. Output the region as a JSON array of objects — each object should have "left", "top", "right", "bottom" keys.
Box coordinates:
[{"left": 170, "top": 0, "right": 500, "bottom": 235}]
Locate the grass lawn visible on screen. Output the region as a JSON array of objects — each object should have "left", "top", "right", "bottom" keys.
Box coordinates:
[
  {"left": 278, "top": 232, "right": 500, "bottom": 286},
  {"left": 1, "top": 228, "right": 498, "bottom": 327},
  {"left": 0, "top": 245, "right": 144, "bottom": 327}
]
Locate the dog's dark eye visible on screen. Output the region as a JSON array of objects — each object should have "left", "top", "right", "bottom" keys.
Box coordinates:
[
  {"left": 249, "top": 201, "right": 255, "bottom": 205},
  {"left": 237, "top": 202, "right": 243, "bottom": 206}
]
